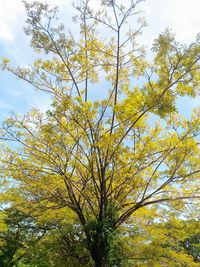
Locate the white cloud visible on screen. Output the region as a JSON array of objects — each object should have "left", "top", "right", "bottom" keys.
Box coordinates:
[
  {"left": 0, "top": 0, "right": 71, "bottom": 42},
  {"left": 0, "top": 0, "right": 25, "bottom": 41},
  {"left": 143, "top": 0, "right": 200, "bottom": 44},
  {"left": 0, "top": 23, "right": 15, "bottom": 41}
]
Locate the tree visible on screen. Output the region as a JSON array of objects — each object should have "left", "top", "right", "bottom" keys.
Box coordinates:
[
  {"left": 1, "top": 0, "right": 200, "bottom": 266},
  {"left": 119, "top": 205, "right": 200, "bottom": 266},
  {"left": 0, "top": 207, "right": 45, "bottom": 267}
]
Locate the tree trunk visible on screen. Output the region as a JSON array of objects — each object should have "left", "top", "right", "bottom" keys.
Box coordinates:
[
  {"left": 0, "top": 259, "right": 5, "bottom": 267},
  {"left": 90, "top": 244, "right": 106, "bottom": 267}
]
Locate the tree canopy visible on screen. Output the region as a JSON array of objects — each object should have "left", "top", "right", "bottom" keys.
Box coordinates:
[{"left": 0, "top": 0, "right": 200, "bottom": 266}]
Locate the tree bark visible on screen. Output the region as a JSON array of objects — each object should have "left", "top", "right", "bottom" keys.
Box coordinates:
[{"left": 91, "top": 245, "right": 106, "bottom": 267}]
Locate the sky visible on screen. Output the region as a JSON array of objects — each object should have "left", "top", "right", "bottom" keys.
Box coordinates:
[{"left": 0, "top": 0, "right": 200, "bottom": 121}]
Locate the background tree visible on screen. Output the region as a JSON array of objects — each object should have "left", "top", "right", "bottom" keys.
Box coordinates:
[
  {"left": 118, "top": 204, "right": 200, "bottom": 266},
  {"left": 0, "top": 0, "right": 200, "bottom": 266},
  {"left": 0, "top": 207, "right": 45, "bottom": 267}
]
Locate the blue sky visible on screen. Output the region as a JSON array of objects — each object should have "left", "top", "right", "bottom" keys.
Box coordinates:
[{"left": 0, "top": 0, "right": 200, "bottom": 122}]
